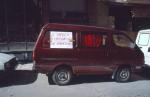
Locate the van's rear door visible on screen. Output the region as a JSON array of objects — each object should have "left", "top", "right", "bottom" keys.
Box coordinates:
[{"left": 38, "top": 30, "right": 77, "bottom": 66}]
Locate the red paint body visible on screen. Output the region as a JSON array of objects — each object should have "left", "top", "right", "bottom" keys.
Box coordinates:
[{"left": 33, "top": 23, "right": 144, "bottom": 76}]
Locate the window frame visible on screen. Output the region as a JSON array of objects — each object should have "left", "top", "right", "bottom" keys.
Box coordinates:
[{"left": 79, "top": 31, "right": 108, "bottom": 48}]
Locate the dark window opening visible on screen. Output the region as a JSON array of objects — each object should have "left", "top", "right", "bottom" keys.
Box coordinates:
[
  {"left": 109, "top": 5, "right": 132, "bottom": 30},
  {"left": 0, "top": 0, "right": 41, "bottom": 43},
  {"left": 132, "top": 18, "right": 150, "bottom": 31}
]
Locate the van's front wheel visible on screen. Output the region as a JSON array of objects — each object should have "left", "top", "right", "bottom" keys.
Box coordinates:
[
  {"left": 115, "top": 67, "right": 131, "bottom": 82},
  {"left": 52, "top": 67, "right": 72, "bottom": 85}
]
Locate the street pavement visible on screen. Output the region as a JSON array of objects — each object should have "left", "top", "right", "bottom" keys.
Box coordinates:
[{"left": 0, "top": 63, "right": 150, "bottom": 97}]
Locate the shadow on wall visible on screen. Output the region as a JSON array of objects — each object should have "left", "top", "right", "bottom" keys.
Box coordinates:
[{"left": 0, "top": 70, "right": 38, "bottom": 87}]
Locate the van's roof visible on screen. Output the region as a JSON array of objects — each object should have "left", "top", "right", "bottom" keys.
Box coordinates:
[
  {"left": 139, "top": 29, "right": 150, "bottom": 33},
  {"left": 42, "top": 23, "right": 124, "bottom": 33}
]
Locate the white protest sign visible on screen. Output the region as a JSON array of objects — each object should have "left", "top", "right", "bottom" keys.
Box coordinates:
[{"left": 50, "top": 31, "right": 73, "bottom": 49}]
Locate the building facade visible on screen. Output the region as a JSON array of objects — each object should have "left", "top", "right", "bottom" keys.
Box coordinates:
[
  {"left": 40, "top": 0, "right": 150, "bottom": 32},
  {"left": 1, "top": 0, "right": 150, "bottom": 60},
  {"left": 0, "top": 0, "right": 150, "bottom": 43}
]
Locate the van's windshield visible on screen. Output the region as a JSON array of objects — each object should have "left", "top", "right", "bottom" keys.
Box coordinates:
[{"left": 137, "top": 33, "right": 150, "bottom": 46}]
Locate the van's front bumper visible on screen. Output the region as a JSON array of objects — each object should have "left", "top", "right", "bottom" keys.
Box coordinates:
[
  {"left": 132, "top": 65, "right": 143, "bottom": 73},
  {"left": 142, "top": 64, "right": 150, "bottom": 69}
]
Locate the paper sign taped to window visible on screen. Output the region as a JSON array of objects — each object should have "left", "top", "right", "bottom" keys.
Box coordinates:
[{"left": 50, "top": 31, "right": 73, "bottom": 49}]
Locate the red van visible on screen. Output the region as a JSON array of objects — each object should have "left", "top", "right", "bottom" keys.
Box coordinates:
[{"left": 33, "top": 23, "right": 144, "bottom": 85}]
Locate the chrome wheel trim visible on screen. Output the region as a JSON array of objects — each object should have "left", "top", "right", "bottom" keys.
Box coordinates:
[
  {"left": 119, "top": 68, "right": 130, "bottom": 80},
  {"left": 56, "top": 71, "right": 70, "bottom": 82}
]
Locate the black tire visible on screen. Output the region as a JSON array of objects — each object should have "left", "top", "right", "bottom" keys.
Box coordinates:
[
  {"left": 115, "top": 67, "right": 131, "bottom": 82},
  {"left": 52, "top": 67, "right": 72, "bottom": 85},
  {"left": 48, "top": 74, "right": 54, "bottom": 85}
]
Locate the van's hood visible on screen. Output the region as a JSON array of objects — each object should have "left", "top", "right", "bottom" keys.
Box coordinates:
[{"left": 0, "top": 53, "right": 15, "bottom": 65}]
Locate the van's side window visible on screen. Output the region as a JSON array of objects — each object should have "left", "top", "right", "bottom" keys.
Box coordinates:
[
  {"left": 113, "top": 34, "right": 134, "bottom": 48},
  {"left": 42, "top": 31, "right": 73, "bottom": 49},
  {"left": 81, "top": 32, "right": 107, "bottom": 48}
]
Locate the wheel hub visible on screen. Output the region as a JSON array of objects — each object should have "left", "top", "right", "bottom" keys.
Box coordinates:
[
  {"left": 57, "top": 72, "right": 68, "bottom": 81},
  {"left": 120, "top": 69, "right": 129, "bottom": 79}
]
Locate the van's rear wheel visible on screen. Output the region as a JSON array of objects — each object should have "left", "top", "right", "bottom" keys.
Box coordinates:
[
  {"left": 52, "top": 67, "right": 72, "bottom": 85},
  {"left": 115, "top": 67, "right": 131, "bottom": 82}
]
